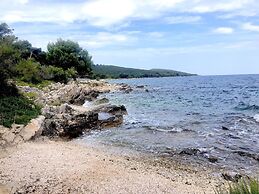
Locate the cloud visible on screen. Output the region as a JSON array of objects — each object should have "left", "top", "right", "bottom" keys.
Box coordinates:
[
  {"left": 189, "top": 0, "right": 254, "bottom": 13},
  {"left": 1, "top": 0, "right": 257, "bottom": 27},
  {"left": 165, "top": 16, "right": 201, "bottom": 24},
  {"left": 213, "top": 27, "right": 234, "bottom": 34},
  {"left": 242, "top": 23, "right": 259, "bottom": 32}
]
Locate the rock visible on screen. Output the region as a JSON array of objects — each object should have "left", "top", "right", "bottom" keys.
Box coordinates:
[
  {"left": 101, "top": 105, "right": 127, "bottom": 115},
  {"left": 0, "top": 140, "right": 6, "bottom": 147},
  {"left": 10, "top": 124, "right": 24, "bottom": 134},
  {"left": 1, "top": 131, "right": 16, "bottom": 143},
  {"left": 42, "top": 103, "right": 127, "bottom": 138},
  {"left": 98, "top": 113, "right": 123, "bottom": 128},
  {"left": 0, "top": 126, "right": 8, "bottom": 135},
  {"left": 207, "top": 156, "right": 218, "bottom": 163},
  {"left": 13, "top": 135, "right": 24, "bottom": 144},
  {"left": 19, "top": 116, "right": 45, "bottom": 141},
  {"left": 43, "top": 111, "right": 99, "bottom": 138},
  {"left": 222, "top": 126, "right": 230, "bottom": 131},
  {"left": 125, "top": 88, "right": 133, "bottom": 93},
  {"left": 222, "top": 172, "right": 242, "bottom": 182},
  {"left": 180, "top": 148, "right": 200, "bottom": 155},
  {"left": 234, "top": 150, "right": 259, "bottom": 161},
  {"left": 93, "top": 98, "right": 109, "bottom": 105},
  {"left": 59, "top": 103, "right": 72, "bottom": 113}
]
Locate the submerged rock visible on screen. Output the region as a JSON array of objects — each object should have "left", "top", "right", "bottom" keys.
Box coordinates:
[
  {"left": 179, "top": 148, "right": 200, "bottom": 155},
  {"left": 222, "top": 126, "right": 230, "bottom": 131},
  {"left": 234, "top": 150, "right": 259, "bottom": 161},
  {"left": 222, "top": 172, "right": 242, "bottom": 182},
  {"left": 93, "top": 98, "right": 109, "bottom": 105}
]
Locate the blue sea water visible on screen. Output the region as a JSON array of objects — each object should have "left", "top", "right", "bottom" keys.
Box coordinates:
[{"left": 82, "top": 75, "right": 259, "bottom": 173}]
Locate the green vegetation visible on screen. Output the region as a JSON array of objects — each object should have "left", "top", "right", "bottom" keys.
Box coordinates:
[
  {"left": 0, "top": 96, "right": 41, "bottom": 128},
  {"left": 0, "top": 23, "right": 93, "bottom": 128},
  {"left": 47, "top": 39, "right": 92, "bottom": 77},
  {"left": 92, "top": 64, "right": 195, "bottom": 79},
  {"left": 0, "top": 22, "right": 93, "bottom": 97},
  {"left": 216, "top": 179, "right": 259, "bottom": 194}
]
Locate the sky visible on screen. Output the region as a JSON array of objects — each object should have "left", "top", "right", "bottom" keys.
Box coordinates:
[{"left": 0, "top": 0, "right": 259, "bottom": 75}]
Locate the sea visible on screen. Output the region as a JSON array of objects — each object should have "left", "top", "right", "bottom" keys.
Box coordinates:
[{"left": 80, "top": 75, "right": 259, "bottom": 175}]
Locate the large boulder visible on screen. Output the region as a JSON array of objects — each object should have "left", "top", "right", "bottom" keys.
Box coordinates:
[
  {"left": 0, "top": 116, "right": 45, "bottom": 147},
  {"left": 19, "top": 116, "right": 45, "bottom": 141},
  {"left": 42, "top": 103, "right": 127, "bottom": 139}
]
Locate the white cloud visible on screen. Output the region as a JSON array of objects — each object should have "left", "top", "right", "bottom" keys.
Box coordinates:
[
  {"left": 242, "top": 23, "right": 259, "bottom": 32},
  {"left": 0, "top": 0, "right": 257, "bottom": 27},
  {"left": 213, "top": 27, "right": 234, "bottom": 34},
  {"left": 165, "top": 16, "right": 201, "bottom": 24},
  {"left": 189, "top": 0, "right": 254, "bottom": 13}
]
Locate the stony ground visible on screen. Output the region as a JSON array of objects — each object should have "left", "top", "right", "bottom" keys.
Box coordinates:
[{"left": 0, "top": 139, "right": 222, "bottom": 194}]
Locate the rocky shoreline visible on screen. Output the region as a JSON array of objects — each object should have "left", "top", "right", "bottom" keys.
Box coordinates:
[
  {"left": 0, "top": 79, "right": 247, "bottom": 193},
  {"left": 0, "top": 80, "right": 131, "bottom": 147}
]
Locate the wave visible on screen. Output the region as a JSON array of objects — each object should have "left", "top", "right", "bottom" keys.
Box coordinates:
[
  {"left": 234, "top": 102, "right": 259, "bottom": 111},
  {"left": 254, "top": 114, "right": 259, "bottom": 122},
  {"left": 143, "top": 126, "right": 194, "bottom": 133}
]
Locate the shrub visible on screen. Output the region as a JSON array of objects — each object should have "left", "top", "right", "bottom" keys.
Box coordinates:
[
  {"left": 215, "top": 179, "right": 259, "bottom": 194},
  {"left": 0, "top": 96, "right": 41, "bottom": 128},
  {"left": 16, "top": 59, "right": 42, "bottom": 84},
  {"left": 42, "top": 65, "right": 77, "bottom": 83}
]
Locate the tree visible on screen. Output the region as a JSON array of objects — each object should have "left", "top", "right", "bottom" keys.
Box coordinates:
[
  {"left": 0, "top": 23, "right": 12, "bottom": 37},
  {"left": 16, "top": 59, "right": 42, "bottom": 84},
  {"left": 46, "top": 39, "right": 93, "bottom": 77},
  {"left": 13, "top": 40, "right": 32, "bottom": 59}
]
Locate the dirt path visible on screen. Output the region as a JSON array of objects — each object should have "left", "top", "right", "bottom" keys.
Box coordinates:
[{"left": 0, "top": 140, "right": 221, "bottom": 194}]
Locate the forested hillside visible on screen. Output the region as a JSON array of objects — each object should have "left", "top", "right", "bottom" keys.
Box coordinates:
[{"left": 92, "top": 64, "right": 195, "bottom": 79}]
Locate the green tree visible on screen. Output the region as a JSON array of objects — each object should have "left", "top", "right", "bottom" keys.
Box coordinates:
[
  {"left": 16, "top": 59, "right": 42, "bottom": 84},
  {"left": 0, "top": 23, "right": 20, "bottom": 96},
  {"left": 46, "top": 39, "right": 93, "bottom": 77}
]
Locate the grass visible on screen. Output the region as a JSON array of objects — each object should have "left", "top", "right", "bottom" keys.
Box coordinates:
[
  {"left": 216, "top": 179, "right": 259, "bottom": 194},
  {"left": 0, "top": 96, "right": 41, "bottom": 128},
  {"left": 15, "top": 79, "right": 53, "bottom": 89},
  {"left": 22, "top": 91, "right": 38, "bottom": 101}
]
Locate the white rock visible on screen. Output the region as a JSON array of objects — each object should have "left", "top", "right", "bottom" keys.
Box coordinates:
[
  {"left": 2, "top": 131, "right": 16, "bottom": 143},
  {"left": 19, "top": 116, "right": 45, "bottom": 141}
]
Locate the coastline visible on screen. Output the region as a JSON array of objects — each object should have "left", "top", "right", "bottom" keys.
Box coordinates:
[
  {"left": 0, "top": 78, "right": 251, "bottom": 193},
  {"left": 0, "top": 139, "right": 223, "bottom": 194}
]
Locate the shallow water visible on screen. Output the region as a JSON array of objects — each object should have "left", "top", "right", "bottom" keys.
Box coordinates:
[{"left": 82, "top": 75, "right": 259, "bottom": 174}]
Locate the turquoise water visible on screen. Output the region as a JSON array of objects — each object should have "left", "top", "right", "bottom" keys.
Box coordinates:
[{"left": 82, "top": 75, "right": 259, "bottom": 174}]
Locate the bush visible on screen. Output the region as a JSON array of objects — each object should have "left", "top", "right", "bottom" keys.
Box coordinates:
[
  {"left": 0, "top": 96, "right": 41, "bottom": 128},
  {"left": 216, "top": 179, "right": 259, "bottom": 194},
  {"left": 16, "top": 59, "right": 42, "bottom": 84},
  {"left": 42, "top": 65, "right": 77, "bottom": 83}
]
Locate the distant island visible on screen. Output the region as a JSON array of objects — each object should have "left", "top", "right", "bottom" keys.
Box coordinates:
[{"left": 92, "top": 64, "right": 196, "bottom": 79}]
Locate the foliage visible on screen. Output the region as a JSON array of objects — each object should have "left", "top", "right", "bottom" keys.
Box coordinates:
[
  {"left": 0, "top": 79, "right": 19, "bottom": 97},
  {"left": 0, "top": 96, "right": 41, "bottom": 128},
  {"left": 46, "top": 39, "right": 93, "bottom": 77},
  {"left": 92, "top": 64, "right": 195, "bottom": 79},
  {"left": 16, "top": 59, "right": 42, "bottom": 84},
  {"left": 0, "top": 23, "right": 12, "bottom": 37},
  {"left": 15, "top": 80, "right": 52, "bottom": 89},
  {"left": 215, "top": 179, "right": 259, "bottom": 194},
  {"left": 42, "top": 65, "right": 77, "bottom": 83}
]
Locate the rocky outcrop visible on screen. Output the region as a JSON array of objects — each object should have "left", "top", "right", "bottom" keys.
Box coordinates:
[
  {"left": 9, "top": 80, "right": 130, "bottom": 142},
  {"left": 0, "top": 116, "right": 45, "bottom": 147},
  {"left": 42, "top": 103, "right": 127, "bottom": 139}
]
